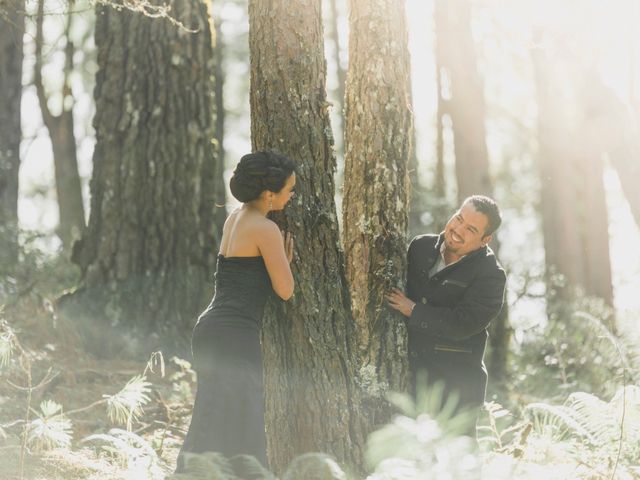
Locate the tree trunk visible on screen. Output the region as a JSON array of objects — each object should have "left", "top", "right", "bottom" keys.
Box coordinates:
[
  {"left": 212, "top": 12, "right": 227, "bottom": 236},
  {"left": 588, "top": 78, "right": 640, "bottom": 231},
  {"left": 0, "top": 0, "right": 23, "bottom": 270},
  {"left": 407, "top": 83, "right": 428, "bottom": 239},
  {"left": 576, "top": 83, "right": 614, "bottom": 307},
  {"left": 434, "top": 0, "right": 511, "bottom": 383},
  {"left": 532, "top": 48, "right": 615, "bottom": 315},
  {"left": 35, "top": 0, "right": 85, "bottom": 251},
  {"left": 249, "top": 0, "right": 366, "bottom": 473},
  {"left": 533, "top": 51, "right": 584, "bottom": 297},
  {"left": 608, "top": 115, "right": 640, "bottom": 230},
  {"left": 343, "top": 0, "right": 411, "bottom": 424},
  {"left": 435, "top": 0, "right": 492, "bottom": 203},
  {"left": 64, "top": 0, "right": 220, "bottom": 356}
]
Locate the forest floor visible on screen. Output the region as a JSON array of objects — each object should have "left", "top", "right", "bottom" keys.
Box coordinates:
[
  {"left": 2, "top": 276, "right": 638, "bottom": 479},
  {"left": 0, "top": 298, "right": 190, "bottom": 480}
]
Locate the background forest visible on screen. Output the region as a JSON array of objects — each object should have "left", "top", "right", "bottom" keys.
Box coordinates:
[{"left": 1, "top": 0, "right": 639, "bottom": 479}]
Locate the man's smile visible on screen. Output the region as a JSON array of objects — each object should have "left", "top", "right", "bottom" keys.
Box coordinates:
[{"left": 450, "top": 231, "right": 463, "bottom": 243}]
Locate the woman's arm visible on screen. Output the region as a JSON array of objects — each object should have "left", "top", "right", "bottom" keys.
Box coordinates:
[{"left": 256, "top": 221, "right": 295, "bottom": 300}]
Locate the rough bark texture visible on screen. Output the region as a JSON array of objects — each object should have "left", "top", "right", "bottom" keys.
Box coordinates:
[
  {"left": 0, "top": 0, "right": 23, "bottom": 269},
  {"left": 249, "top": 0, "right": 366, "bottom": 473},
  {"left": 35, "top": 0, "right": 86, "bottom": 251},
  {"left": 434, "top": 0, "right": 511, "bottom": 383},
  {"left": 65, "top": 0, "right": 220, "bottom": 355},
  {"left": 532, "top": 49, "right": 614, "bottom": 313},
  {"left": 343, "top": 0, "right": 411, "bottom": 422}
]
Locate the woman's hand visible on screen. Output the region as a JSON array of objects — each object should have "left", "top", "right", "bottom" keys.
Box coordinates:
[{"left": 282, "top": 231, "right": 294, "bottom": 263}]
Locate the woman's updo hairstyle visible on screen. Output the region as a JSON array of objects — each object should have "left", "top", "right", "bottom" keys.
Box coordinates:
[{"left": 229, "top": 151, "right": 297, "bottom": 203}]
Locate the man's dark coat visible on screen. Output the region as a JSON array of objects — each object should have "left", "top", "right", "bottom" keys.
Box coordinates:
[{"left": 406, "top": 233, "right": 506, "bottom": 411}]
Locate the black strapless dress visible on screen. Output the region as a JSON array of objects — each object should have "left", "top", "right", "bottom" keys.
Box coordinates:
[{"left": 176, "top": 255, "right": 272, "bottom": 470}]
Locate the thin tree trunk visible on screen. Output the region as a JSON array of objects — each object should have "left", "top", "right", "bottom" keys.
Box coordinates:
[
  {"left": 589, "top": 78, "right": 640, "bottom": 231},
  {"left": 64, "top": 0, "right": 219, "bottom": 355},
  {"left": 35, "top": 0, "right": 85, "bottom": 251},
  {"left": 609, "top": 120, "right": 640, "bottom": 230},
  {"left": 434, "top": 0, "right": 511, "bottom": 383},
  {"left": 249, "top": 0, "right": 366, "bottom": 474},
  {"left": 343, "top": 0, "right": 411, "bottom": 424},
  {"left": 433, "top": 22, "right": 449, "bottom": 233},
  {"left": 0, "top": 0, "right": 23, "bottom": 270},
  {"left": 212, "top": 12, "right": 226, "bottom": 238},
  {"left": 576, "top": 79, "right": 614, "bottom": 307},
  {"left": 532, "top": 47, "right": 615, "bottom": 317},
  {"left": 407, "top": 83, "right": 427, "bottom": 239},
  {"left": 533, "top": 50, "right": 584, "bottom": 298},
  {"left": 436, "top": 0, "right": 492, "bottom": 203}
]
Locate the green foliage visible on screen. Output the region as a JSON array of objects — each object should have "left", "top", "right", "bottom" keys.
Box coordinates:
[
  {"left": 169, "top": 356, "right": 196, "bottom": 405},
  {"left": 282, "top": 454, "right": 347, "bottom": 480},
  {"left": 365, "top": 385, "right": 480, "bottom": 480},
  {"left": 0, "top": 318, "right": 15, "bottom": 368},
  {"left": 478, "top": 386, "right": 640, "bottom": 479},
  {"left": 477, "top": 401, "right": 525, "bottom": 452},
  {"left": 513, "top": 289, "right": 637, "bottom": 402},
  {"left": 522, "top": 386, "right": 640, "bottom": 476},
  {"left": 27, "top": 400, "right": 73, "bottom": 451},
  {"left": 104, "top": 374, "right": 152, "bottom": 430},
  {"left": 82, "top": 428, "right": 162, "bottom": 476},
  {"left": 170, "top": 452, "right": 347, "bottom": 480},
  {"left": 0, "top": 229, "right": 79, "bottom": 305}
]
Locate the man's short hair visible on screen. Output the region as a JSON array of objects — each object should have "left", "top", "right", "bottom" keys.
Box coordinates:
[{"left": 463, "top": 195, "right": 502, "bottom": 236}]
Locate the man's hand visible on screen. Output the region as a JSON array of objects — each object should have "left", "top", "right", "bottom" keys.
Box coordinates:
[{"left": 386, "top": 288, "right": 416, "bottom": 317}]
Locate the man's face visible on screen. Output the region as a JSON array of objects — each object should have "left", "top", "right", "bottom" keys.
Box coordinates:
[{"left": 443, "top": 201, "right": 492, "bottom": 257}]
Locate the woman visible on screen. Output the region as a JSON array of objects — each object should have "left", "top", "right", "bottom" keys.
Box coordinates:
[{"left": 176, "top": 151, "right": 297, "bottom": 472}]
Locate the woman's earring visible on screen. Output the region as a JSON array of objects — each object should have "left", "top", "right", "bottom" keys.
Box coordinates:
[{"left": 268, "top": 198, "right": 273, "bottom": 211}]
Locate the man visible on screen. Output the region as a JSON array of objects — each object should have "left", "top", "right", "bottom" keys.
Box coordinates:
[{"left": 387, "top": 195, "right": 506, "bottom": 433}]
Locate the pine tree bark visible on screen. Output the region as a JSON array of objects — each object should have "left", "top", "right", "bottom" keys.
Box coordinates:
[
  {"left": 35, "top": 0, "right": 86, "bottom": 251},
  {"left": 434, "top": 0, "right": 511, "bottom": 383},
  {"left": 249, "top": 0, "right": 366, "bottom": 473},
  {"left": 343, "top": 0, "right": 411, "bottom": 422},
  {"left": 64, "top": 0, "right": 220, "bottom": 355},
  {"left": 0, "top": 0, "right": 23, "bottom": 270}
]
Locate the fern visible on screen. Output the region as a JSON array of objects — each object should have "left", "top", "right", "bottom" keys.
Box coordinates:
[
  {"left": 104, "top": 374, "right": 151, "bottom": 430},
  {"left": 82, "top": 428, "right": 160, "bottom": 473},
  {"left": 0, "top": 322, "right": 14, "bottom": 368},
  {"left": 26, "top": 400, "right": 73, "bottom": 451},
  {"left": 515, "top": 386, "right": 640, "bottom": 478},
  {"left": 523, "top": 402, "right": 598, "bottom": 444}
]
